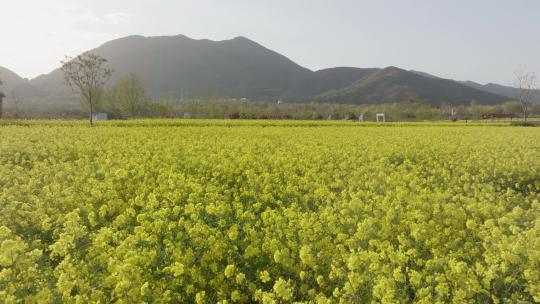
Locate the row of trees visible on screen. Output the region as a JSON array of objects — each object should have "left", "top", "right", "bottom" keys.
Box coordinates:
[
  {"left": 61, "top": 54, "right": 158, "bottom": 124},
  {"left": 159, "top": 99, "right": 540, "bottom": 121}
]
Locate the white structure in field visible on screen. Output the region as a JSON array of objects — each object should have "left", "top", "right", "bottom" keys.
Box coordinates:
[
  {"left": 376, "top": 113, "right": 386, "bottom": 122},
  {"left": 91, "top": 113, "right": 108, "bottom": 121},
  {"left": 358, "top": 114, "right": 364, "bottom": 122}
]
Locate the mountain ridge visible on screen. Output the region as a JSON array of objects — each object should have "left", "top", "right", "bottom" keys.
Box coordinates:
[
  {"left": 409, "top": 70, "right": 540, "bottom": 102},
  {"left": 1, "top": 34, "right": 522, "bottom": 107},
  {"left": 0, "top": 66, "right": 44, "bottom": 100},
  {"left": 316, "top": 66, "right": 509, "bottom": 105},
  {"left": 460, "top": 80, "right": 540, "bottom": 102}
]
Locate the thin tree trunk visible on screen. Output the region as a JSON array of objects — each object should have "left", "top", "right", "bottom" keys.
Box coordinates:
[{"left": 89, "top": 98, "right": 94, "bottom": 127}]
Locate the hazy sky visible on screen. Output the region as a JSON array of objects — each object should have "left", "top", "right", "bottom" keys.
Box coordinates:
[{"left": 1, "top": 0, "right": 539, "bottom": 85}]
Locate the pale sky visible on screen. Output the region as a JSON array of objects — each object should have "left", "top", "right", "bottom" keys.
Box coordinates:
[{"left": 1, "top": 0, "right": 539, "bottom": 85}]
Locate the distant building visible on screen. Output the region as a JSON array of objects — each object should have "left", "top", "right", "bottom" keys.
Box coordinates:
[
  {"left": 91, "top": 113, "right": 108, "bottom": 121},
  {"left": 376, "top": 113, "right": 386, "bottom": 122},
  {"left": 183, "top": 112, "right": 192, "bottom": 119}
]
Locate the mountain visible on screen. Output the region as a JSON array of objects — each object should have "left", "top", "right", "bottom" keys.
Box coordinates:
[
  {"left": 0, "top": 66, "right": 43, "bottom": 100},
  {"left": 284, "top": 67, "right": 378, "bottom": 100},
  {"left": 408, "top": 70, "right": 440, "bottom": 79},
  {"left": 14, "top": 34, "right": 514, "bottom": 107},
  {"left": 409, "top": 71, "right": 540, "bottom": 103},
  {"left": 31, "top": 35, "right": 313, "bottom": 100},
  {"left": 0, "top": 66, "right": 26, "bottom": 85},
  {"left": 461, "top": 81, "right": 540, "bottom": 102},
  {"left": 315, "top": 67, "right": 509, "bottom": 105}
]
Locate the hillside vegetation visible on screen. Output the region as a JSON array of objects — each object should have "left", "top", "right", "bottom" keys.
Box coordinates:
[{"left": 317, "top": 67, "right": 508, "bottom": 105}]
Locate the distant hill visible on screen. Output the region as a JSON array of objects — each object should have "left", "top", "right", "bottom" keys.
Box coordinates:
[
  {"left": 4, "top": 34, "right": 514, "bottom": 107},
  {"left": 315, "top": 67, "right": 509, "bottom": 105},
  {"left": 0, "top": 66, "right": 26, "bottom": 85},
  {"left": 285, "top": 67, "right": 378, "bottom": 100},
  {"left": 408, "top": 70, "right": 440, "bottom": 79},
  {"left": 0, "top": 66, "right": 43, "bottom": 100},
  {"left": 461, "top": 80, "right": 540, "bottom": 102},
  {"left": 409, "top": 70, "right": 540, "bottom": 103},
  {"left": 31, "top": 35, "right": 313, "bottom": 100}
]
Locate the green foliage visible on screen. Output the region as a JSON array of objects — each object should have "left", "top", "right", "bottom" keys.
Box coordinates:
[
  {"left": 0, "top": 121, "right": 539, "bottom": 303},
  {"left": 106, "top": 74, "right": 147, "bottom": 118},
  {"left": 94, "top": 98, "right": 539, "bottom": 121}
]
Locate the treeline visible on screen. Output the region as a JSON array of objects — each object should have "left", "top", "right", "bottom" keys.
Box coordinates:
[
  {"left": 93, "top": 74, "right": 176, "bottom": 118},
  {"left": 2, "top": 73, "right": 540, "bottom": 121},
  {"left": 87, "top": 74, "right": 366, "bottom": 120},
  {"left": 159, "top": 99, "right": 540, "bottom": 121},
  {"left": 67, "top": 73, "right": 540, "bottom": 121}
]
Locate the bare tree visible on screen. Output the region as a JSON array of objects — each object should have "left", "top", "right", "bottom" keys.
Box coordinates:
[
  {"left": 514, "top": 69, "right": 537, "bottom": 122},
  {"left": 10, "top": 91, "right": 21, "bottom": 118},
  {"left": 0, "top": 78, "right": 5, "bottom": 119},
  {"left": 61, "top": 53, "right": 113, "bottom": 126}
]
